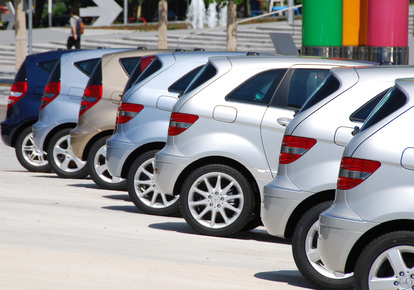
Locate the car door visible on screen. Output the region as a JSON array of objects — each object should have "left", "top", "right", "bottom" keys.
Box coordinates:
[{"left": 261, "top": 66, "right": 331, "bottom": 178}]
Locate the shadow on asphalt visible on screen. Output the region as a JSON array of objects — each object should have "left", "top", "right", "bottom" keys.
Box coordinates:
[
  {"left": 254, "top": 270, "right": 316, "bottom": 289},
  {"left": 148, "top": 221, "right": 291, "bottom": 244}
]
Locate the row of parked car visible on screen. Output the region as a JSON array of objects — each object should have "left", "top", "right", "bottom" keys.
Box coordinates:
[{"left": 2, "top": 47, "right": 413, "bottom": 290}]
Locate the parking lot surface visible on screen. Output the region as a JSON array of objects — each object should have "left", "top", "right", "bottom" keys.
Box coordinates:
[{"left": 0, "top": 110, "right": 315, "bottom": 289}]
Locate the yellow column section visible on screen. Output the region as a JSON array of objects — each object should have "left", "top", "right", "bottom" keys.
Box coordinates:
[{"left": 343, "top": 0, "right": 361, "bottom": 46}]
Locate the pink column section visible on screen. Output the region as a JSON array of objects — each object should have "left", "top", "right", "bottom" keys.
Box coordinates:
[{"left": 367, "top": 0, "right": 408, "bottom": 47}]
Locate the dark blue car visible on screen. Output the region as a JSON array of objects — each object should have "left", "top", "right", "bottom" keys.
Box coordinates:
[{"left": 1, "top": 50, "right": 71, "bottom": 172}]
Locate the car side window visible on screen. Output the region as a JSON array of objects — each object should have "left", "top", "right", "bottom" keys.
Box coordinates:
[
  {"left": 287, "top": 69, "right": 330, "bottom": 109},
  {"left": 38, "top": 59, "right": 59, "bottom": 74},
  {"left": 360, "top": 86, "right": 407, "bottom": 132},
  {"left": 119, "top": 57, "right": 141, "bottom": 77},
  {"left": 350, "top": 88, "right": 391, "bottom": 122},
  {"left": 168, "top": 65, "right": 204, "bottom": 94},
  {"left": 74, "top": 58, "right": 100, "bottom": 77},
  {"left": 225, "top": 69, "right": 287, "bottom": 106}
]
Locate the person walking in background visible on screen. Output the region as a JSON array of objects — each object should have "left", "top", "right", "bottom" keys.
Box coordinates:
[{"left": 67, "top": 8, "right": 83, "bottom": 49}]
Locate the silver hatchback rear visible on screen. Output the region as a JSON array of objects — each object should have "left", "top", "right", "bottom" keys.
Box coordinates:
[
  {"left": 261, "top": 66, "right": 414, "bottom": 289},
  {"left": 154, "top": 55, "right": 369, "bottom": 237},
  {"left": 318, "top": 78, "right": 414, "bottom": 289}
]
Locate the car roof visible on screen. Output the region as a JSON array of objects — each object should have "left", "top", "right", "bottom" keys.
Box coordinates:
[
  {"left": 155, "top": 50, "right": 260, "bottom": 62},
  {"left": 60, "top": 48, "right": 131, "bottom": 66},
  {"left": 218, "top": 55, "right": 374, "bottom": 68},
  {"left": 100, "top": 49, "right": 174, "bottom": 66}
]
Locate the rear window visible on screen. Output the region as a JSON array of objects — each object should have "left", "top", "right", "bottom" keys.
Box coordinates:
[
  {"left": 226, "top": 69, "right": 287, "bottom": 105},
  {"left": 350, "top": 88, "right": 391, "bottom": 122},
  {"left": 14, "top": 61, "right": 27, "bottom": 82},
  {"left": 119, "top": 57, "right": 141, "bottom": 76},
  {"left": 74, "top": 58, "right": 100, "bottom": 77},
  {"left": 360, "top": 86, "right": 407, "bottom": 132},
  {"left": 134, "top": 57, "right": 162, "bottom": 86},
  {"left": 299, "top": 74, "right": 340, "bottom": 113},
  {"left": 87, "top": 59, "right": 102, "bottom": 87},
  {"left": 38, "top": 59, "right": 59, "bottom": 74},
  {"left": 168, "top": 65, "right": 204, "bottom": 94},
  {"left": 184, "top": 63, "right": 217, "bottom": 94}
]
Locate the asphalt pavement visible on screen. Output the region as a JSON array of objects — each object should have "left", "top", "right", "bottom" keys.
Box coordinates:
[{"left": 0, "top": 124, "right": 317, "bottom": 289}]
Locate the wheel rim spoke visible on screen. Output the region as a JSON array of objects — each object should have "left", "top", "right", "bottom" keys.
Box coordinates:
[
  {"left": 193, "top": 186, "right": 209, "bottom": 198},
  {"left": 136, "top": 180, "right": 152, "bottom": 186},
  {"left": 59, "top": 158, "right": 70, "bottom": 170},
  {"left": 95, "top": 164, "right": 106, "bottom": 176},
  {"left": 368, "top": 277, "right": 398, "bottom": 290},
  {"left": 189, "top": 199, "right": 208, "bottom": 207},
  {"left": 196, "top": 206, "right": 210, "bottom": 221},
  {"left": 307, "top": 248, "right": 320, "bottom": 263},
  {"left": 387, "top": 248, "right": 408, "bottom": 273}
]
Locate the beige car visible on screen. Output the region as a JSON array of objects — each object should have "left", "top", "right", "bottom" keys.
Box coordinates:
[{"left": 70, "top": 49, "right": 168, "bottom": 190}]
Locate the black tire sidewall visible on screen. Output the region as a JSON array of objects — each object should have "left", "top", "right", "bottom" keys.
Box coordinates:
[
  {"left": 180, "top": 164, "right": 255, "bottom": 237},
  {"left": 87, "top": 136, "right": 126, "bottom": 190},
  {"left": 354, "top": 231, "right": 414, "bottom": 290},
  {"left": 126, "top": 149, "right": 180, "bottom": 216},
  {"left": 47, "top": 128, "right": 89, "bottom": 179},
  {"left": 15, "top": 126, "right": 51, "bottom": 172},
  {"left": 292, "top": 201, "right": 354, "bottom": 290}
]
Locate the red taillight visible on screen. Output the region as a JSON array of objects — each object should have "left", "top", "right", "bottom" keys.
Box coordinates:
[
  {"left": 7, "top": 81, "right": 27, "bottom": 110},
  {"left": 141, "top": 55, "right": 156, "bottom": 71},
  {"left": 116, "top": 103, "right": 144, "bottom": 125},
  {"left": 337, "top": 157, "right": 381, "bottom": 190},
  {"left": 279, "top": 135, "right": 317, "bottom": 164},
  {"left": 40, "top": 82, "right": 60, "bottom": 111},
  {"left": 168, "top": 112, "right": 199, "bottom": 136},
  {"left": 79, "top": 85, "right": 102, "bottom": 117}
]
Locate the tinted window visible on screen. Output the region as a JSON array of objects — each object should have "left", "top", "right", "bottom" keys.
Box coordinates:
[
  {"left": 119, "top": 57, "right": 141, "bottom": 76},
  {"left": 299, "top": 74, "right": 340, "bottom": 113},
  {"left": 168, "top": 66, "right": 203, "bottom": 94},
  {"left": 87, "top": 59, "right": 102, "bottom": 87},
  {"left": 360, "top": 87, "right": 407, "bottom": 132},
  {"left": 134, "top": 57, "right": 162, "bottom": 86},
  {"left": 226, "top": 69, "right": 286, "bottom": 105},
  {"left": 123, "top": 59, "right": 144, "bottom": 95},
  {"left": 184, "top": 63, "right": 217, "bottom": 94},
  {"left": 48, "top": 59, "right": 61, "bottom": 83},
  {"left": 14, "top": 61, "right": 27, "bottom": 82},
  {"left": 38, "top": 59, "right": 59, "bottom": 74},
  {"left": 350, "top": 88, "right": 391, "bottom": 122},
  {"left": 74, "top": 58, "right": 100, "bottom": 77},
  {"left": 288, "top": 69, "right": 330, "bottom": 109}
]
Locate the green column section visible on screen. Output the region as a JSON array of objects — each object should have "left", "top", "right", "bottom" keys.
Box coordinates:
[{"left": 303, "top": 0, "right": 343, "bottom": 46}]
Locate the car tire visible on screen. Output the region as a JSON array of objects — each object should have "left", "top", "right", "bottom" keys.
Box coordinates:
[
  {"left": 180, "top": 164, "right": 255, "bottom": 237},
  {"left": 87, "top": 136, "right": 126, "bottom": 190},
  {"left": 354, "top": 231, "right": 414, "bottom": 290},
  {"left": 292, "top": 201, "right": 354, "bottom": 290},
  {"left": 127, "top": 149, "right": 180, "bottom": 216},
  {"left": 47, "top": 128, "right": 89, "bottom": 179},
  {"left": 15, "top": 126, "right": 51, "bottom": 172}
]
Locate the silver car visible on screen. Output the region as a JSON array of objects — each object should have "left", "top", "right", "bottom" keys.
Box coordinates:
[
  {"left": 32, "top": 48, "right": 127, "bottom": 178},
  {"left": 106, "top": 51, "right": 248, "bottom": 215},
  {"left": 70, "top": 49, "right": 167, "bottom": 190},
  {"left": 154, "top": 56, "right": 368, "bottom": 237},
  {"left": 261, "top": 66, "right": 414, "bottom": 289},
  {"left": 318, "top": 78, "right": 414, "bottom": 289}
]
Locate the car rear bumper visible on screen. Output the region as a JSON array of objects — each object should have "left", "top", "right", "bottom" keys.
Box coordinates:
[
  {"left": 154, "top": 151, "right": 190, "bottom": 196},
  {"left": 261, "top": 184, "right": 312, "bottom": 238}
]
